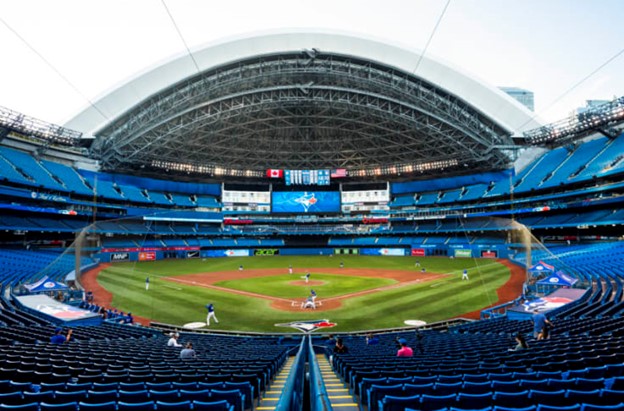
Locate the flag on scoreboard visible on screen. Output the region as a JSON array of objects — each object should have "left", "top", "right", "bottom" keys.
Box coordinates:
[
  {"left": 331, "top": 168, "right": 347, "bottom": 178},
  {"left": 266, "top": 169, "right": 284, "bottom": 178}
]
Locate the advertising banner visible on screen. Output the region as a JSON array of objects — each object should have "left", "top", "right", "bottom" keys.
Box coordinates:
[
  {"left": 271, "top": 191, "right": 340, "bottom": 213},
  {"left": 360, "top": 248, "right": 406, "bottom": 256},
  {"left": 454, "top": 249, "right": 472, "bottom": 258},
  {"left": 411, "top": 248, "right": 426, "bottom": 257},
  {"left": 186, "top": 250, "right": 200, "bottom": 258},
  {"left": 110, "top": 252, "right": 130, "bottom": 262},
  {"left": 204, "top": 249, "right": 251, "bottom": 258},
  {"left": 254, "top": 249, "right": 279, "bottom": 256},
  {"left": 481, "top": 250, "right": 498, "bottom": 258},
  {"left": 138, "top": 252, "right": 156, "bottom": 261}
]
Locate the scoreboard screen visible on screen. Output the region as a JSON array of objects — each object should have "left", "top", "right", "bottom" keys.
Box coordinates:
[
  {"left": 272, "top": 191, "right": 340, "bottom": 213},
  {"left": 285, "top": 170, "right": 330, "bottom": 186}
]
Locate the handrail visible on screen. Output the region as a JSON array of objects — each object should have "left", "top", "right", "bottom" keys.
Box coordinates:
[
  {"left": 309, "top": 336, "right": 333, "bottom": 411},
  {"left": 275, "top": 334, "right": 306, "bottom": 411}
]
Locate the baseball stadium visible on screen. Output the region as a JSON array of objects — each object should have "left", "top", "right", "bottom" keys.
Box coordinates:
[{"left": 1, "top": 7, "right": 624, "bottom": 411}]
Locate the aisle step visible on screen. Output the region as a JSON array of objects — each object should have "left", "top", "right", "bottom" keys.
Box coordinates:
[
  {"left": 315, "top": 354, "right": 359, "bottom": 411},
  {"left": 256, "top": 356, "right": 295, "bottom": 411}
]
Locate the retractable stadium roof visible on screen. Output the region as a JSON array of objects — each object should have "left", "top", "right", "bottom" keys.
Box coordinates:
[{"left": 66, "top": 30, "right": 541, "bottom": 180}]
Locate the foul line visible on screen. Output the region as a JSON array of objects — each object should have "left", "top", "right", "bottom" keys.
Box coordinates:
[{"left": 162, "top": 276, "right": 294, "bottom": 303}]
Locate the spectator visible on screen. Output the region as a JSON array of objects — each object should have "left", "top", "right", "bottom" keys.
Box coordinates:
[
  {"left": 180, "top": 342, "right": 196, "bottom": 359},
  {"left": 414, "top": 330, "right": 425, "bottom": 354},
  {"left": 509, "top": 333, "right": 529, "bottom": 351},
  {"left": 333, "top": 338, "right": 348, "bottom": 354},
  {"left": 366, "top": 333, "right": 379, "bottom": 345},
  {"left": 50, "top": 328, "right": 72, "bottom": 345},
  {"left": 397, "top": 338, "right": 413, "bottom": 357},
  {"left": 326, "top": 334, "right": 336, "bottom": 347},
  {"left": 167, "top": 332, "right": 182, "bottom": 347},
  {"left": 532, "top": 309, "right": 553, "bottom": 340},
  {"left": 125, "top": 312, "right": 134, "bottom": 324}
]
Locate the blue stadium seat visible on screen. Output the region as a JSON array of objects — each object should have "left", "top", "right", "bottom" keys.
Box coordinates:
[
  {"left": 179, "top": 389, "right": 210, "bottom": 402},
  {"left": 53, "top": 390, "right": 88, "bottom": 403},
  {"left": 367, "top": 384, "right": 403, "bottom": 411},
  {"left": 456, "top": 392, "right": 493, "bottom": 409},
  {"left": 118, "top": 390, "right": 151, "bottom": 403},
  {"left": 39, "top": 402, "right": 79, "bottom": 411},
  {"left": 117, "top": 401, "right": 155, "bottom": 411},
  {"left": 210, "top": 389, "right": 245, "bottom": 411},
  {"left": 155, "top": 400, "right": 192, "bottom": 410},
  {"left": 77, "top": 401, "right": 118, "bottom": 411},
  {"left": 192, "top": 400, "right": 233, "bottom": 411},
  {"left": 0, "top": 404, "right": 39, "bottom": 411},
  {"left": 419, "top": 394, "right": 457, "bottom": 411},
  {"left": 0, "top": 392, "right": 23, "bottom": 406},
  {"left": 378, "top": 394, "right": 421, "bottom": 411},
  {"left": 536, "top": 405, "right": 582, "bottom": 411},
  {"left": 149, "top": 390, "right": 179, "bottom": 403},
  {"left": 493, "top": 391, "right": 531, "bottom": 409}
]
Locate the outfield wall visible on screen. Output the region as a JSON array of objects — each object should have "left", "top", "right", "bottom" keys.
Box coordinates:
[{"left": 97, "top": 243, "right": 509, "bottom": 262}]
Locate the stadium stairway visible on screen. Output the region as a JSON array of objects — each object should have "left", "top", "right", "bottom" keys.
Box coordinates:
[
  {"left": 317, "top": 353, "right": 359, "bottom": 410},
  {"left": 257, "top": 355, "right": 295, "bottom": 410}
]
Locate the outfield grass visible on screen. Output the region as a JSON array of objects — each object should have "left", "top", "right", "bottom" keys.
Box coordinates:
[{"left": 96, "top": 255, "right": 511, "bottom": 332}]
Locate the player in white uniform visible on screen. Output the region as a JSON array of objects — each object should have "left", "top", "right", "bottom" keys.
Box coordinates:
[
  {"left": 288, "top": 265, "right": 293, "bottom": 274},
  {"left": 462, "top": 269, "right": 469, "bottom": 280},
  {"left": 301, "top": 295, "right": 316, "bottom": 309},
  {"left": 206, "top": 303, "right": 219, "bottom": 326}
]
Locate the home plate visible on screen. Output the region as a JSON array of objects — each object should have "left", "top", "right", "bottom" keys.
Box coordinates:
[
  {"left": 183, "top": 322, "right": 206, "bottom": 329},
  {"left": 404, "top": 320, "right": 427, "bottom": 327}
]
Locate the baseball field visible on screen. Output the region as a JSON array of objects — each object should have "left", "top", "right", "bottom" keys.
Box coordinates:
[{"left": 83, "top": 255, "right": 523, "bottom": 332}]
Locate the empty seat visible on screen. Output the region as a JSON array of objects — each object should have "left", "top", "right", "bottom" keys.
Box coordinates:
[
  {"left": 77, "top": 401, "right": 117, "bottom": 411},
  {"left": 39, "top": 402, "right": 78, "bottom": 411},
  {"left": 117, "top": 401, "right": 155, "bottom": 411},
  {"left": 192, "top": 400, "right": 232, "bottom": 411},
  {"left": 155, "top": 400, "right": 192, "bottom": 410}
]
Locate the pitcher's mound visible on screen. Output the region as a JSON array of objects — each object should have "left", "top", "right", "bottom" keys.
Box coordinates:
[{"left": 289, "top": 280, "right": 325, "bottom": 286}]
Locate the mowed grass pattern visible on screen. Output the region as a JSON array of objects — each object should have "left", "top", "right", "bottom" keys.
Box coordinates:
[{"left": 96, "top": 255, "right": 511, "bottom": 332}]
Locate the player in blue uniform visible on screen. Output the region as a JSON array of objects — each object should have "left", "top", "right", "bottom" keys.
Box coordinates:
[
  {"left": 462, "top": 269, "right": 469, "bottom": 280},
  {"left": 206, "top": 303, "right": 219, "bottom": 326}
]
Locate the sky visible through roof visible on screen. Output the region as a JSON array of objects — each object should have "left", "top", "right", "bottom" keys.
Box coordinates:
[{"left": 1, "top": 0, "right": 623, "bottom": 134}]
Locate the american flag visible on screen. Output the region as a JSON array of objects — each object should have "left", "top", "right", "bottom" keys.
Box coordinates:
[{"left": 331, "top": 168, "right": 347, "bottom": 178}]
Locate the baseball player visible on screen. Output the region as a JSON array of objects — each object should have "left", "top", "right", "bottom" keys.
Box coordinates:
[
  {"left": 288, "top": 264, "right": 293, "bottom": 274},
  {"left": 301, "top": 295, "right": 316, "bottom": 309},
  {"left": 145, "top": 276, "right": 150, "bottom": 291},
  {"left": 206, "top": 303, "right": 219, "bottom": 326},
  {"left": 462, "top": 269, "right": 469, "bottom": 280}
]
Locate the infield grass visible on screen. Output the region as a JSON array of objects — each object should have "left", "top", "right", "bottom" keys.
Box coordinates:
[
  {"left": 96, "top": 255, "right": 512, "bottom": 332},
  {"left": 215, "top": 273, "right": 394, "bottom": 298}
]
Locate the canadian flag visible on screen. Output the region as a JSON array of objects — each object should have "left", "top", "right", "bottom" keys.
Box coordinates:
[{"left": 266, "top": 169, "right": 283, "bottom": 178}]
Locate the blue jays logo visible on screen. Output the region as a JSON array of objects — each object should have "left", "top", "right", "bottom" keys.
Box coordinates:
[
  {"left": 275, "top": 319, "right": 337, "bottom": 333},
  {"left": 522, "top": 296, "right": 572, "bottom": 312},
  {"left": 294, "top": 192, "right": 318, "bottom": 212}
]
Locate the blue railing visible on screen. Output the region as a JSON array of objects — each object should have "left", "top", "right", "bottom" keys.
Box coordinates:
[
  {"left": 309, "top": 336, "right": 333, "bottom": 411},
  {"left": 275, "top": 336, "right": 306, "bottom": 411}
]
